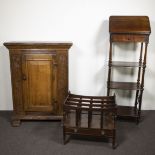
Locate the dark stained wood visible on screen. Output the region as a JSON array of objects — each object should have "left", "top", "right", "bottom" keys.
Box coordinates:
[
  {"left": 111, "top": 34, "right": 148, "bottom": 42},
  {"left": 63, "top": 93, "right": 117, "bottom": 149},
  {"left": 109, "top": 16, "right": 151, "bottom": 34},
  {"left": 107, "top": 40, "right": 112, "bottom": 96},
  {"left": 117, "top": 106, "right": 138, "bottom": 119},
  {"left": 108, "top": 81, "right": 142, "bottom": 90},
  {"left": 4, "top": 42, "right": 72, "bottom": 126},
  {"left": 107, "top": 16, "right": 151, "bottom": 123},
  {"left": 109, "top": 61, "right": 144, "bottom": 67}
]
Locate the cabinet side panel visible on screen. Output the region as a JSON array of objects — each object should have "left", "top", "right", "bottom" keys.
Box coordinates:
[
  {"left": 10, "top": 53, "right": 24, "bottom": 115},
  {"left": 57, "top": 51, "right": 68, "bottom": 114}
]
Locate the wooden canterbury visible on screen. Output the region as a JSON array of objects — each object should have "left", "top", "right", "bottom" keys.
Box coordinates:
[{"left": 63, "top": 92, "right": 117, "bottom": 149}]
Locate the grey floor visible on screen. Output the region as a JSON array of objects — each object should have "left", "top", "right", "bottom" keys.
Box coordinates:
[{"left": 0, "top": 111, "right": 155, "bottom": 155}]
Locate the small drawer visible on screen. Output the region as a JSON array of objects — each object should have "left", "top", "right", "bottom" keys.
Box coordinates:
[
  {"left": 65, "top": 128, "right": 114, "bottom": 137},
  {"left": 111, "top": 34, "right": 148, "bottom": 42}
]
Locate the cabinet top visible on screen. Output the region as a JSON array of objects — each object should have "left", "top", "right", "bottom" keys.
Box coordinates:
[
  {"left": 109, "top": 16, "right": 151, "bottom": 34},
  {"left": 4, "top": 42, "right": 73, "bottom": 50}
]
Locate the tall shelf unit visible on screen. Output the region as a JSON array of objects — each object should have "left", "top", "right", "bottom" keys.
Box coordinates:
[{"left": 107, "top": 16, "right": 151, "bottom": 123}]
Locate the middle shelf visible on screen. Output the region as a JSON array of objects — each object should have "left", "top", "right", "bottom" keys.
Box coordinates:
[
  {"left": 108, "top": 81, "right": 142, "bottom": 90},
  {"left": 109, "top": 61, "right": 144, "bottom": 67}
]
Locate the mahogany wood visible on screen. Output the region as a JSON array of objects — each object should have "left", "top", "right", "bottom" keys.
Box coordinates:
[
  {"left": 63, "top": 93, "right": 117, "bottom": 149},
  {"left": 117, "top": 106, "right": 138, "bottom": 119},
  {"left": 107, "top": 16, "right": 151, "bottom": 123},
  {"left": 109, "top": 16, "right": 151, "bottom": 34},
  {"left": 110, "top": 61, "right": 144, "bottom": 67},
  {"left": 108, "top": 82, "right": 142, "bottom": 90}
]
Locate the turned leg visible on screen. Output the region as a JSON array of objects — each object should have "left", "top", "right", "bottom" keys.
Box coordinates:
[
  {"left": 112, "top": 130, "right": 117, "bottom": 149},
  {"left": 63, "top": 127, "right": 66, "bottom": 145}
]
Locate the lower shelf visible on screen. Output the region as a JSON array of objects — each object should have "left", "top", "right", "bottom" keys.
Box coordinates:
[{"left": 117, "top": 105, "right": 139, "bottom": 120}]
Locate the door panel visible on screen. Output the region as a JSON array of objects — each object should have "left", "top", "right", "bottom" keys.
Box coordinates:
[{"left": 22, "top": 54, "right": 56, "bottom": 112}]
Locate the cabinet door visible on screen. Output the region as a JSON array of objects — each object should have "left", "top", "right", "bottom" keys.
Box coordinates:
[{"left": 22, "top": 54, "right": 57, "bottom": 112}]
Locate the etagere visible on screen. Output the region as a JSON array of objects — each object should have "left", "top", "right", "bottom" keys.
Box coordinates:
[{"left": 107, "top": 16, "right": 151, "bottom": 123}]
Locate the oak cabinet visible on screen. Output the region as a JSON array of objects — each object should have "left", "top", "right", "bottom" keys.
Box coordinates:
[{"left": 4, "top": 42, "right": 72, "bottom": 126}]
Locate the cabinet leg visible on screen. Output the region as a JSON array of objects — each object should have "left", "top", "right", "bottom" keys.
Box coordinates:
[
  {"left": 11, "top": 119, "right": 21, "bottom": 127},
  {"left": 63, "top": 128, "right": 66, "bottom": 144}
]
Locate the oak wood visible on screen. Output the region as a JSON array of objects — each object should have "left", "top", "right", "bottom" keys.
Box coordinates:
[
  {"left": 22, "top": 54, "right": 55, "bottom": 112},
  {"left": 4, "top": 42, "right": 72, "bottom": 50},
  {"left": 4, "top": 42, "right": 72, "bottom": 126}
]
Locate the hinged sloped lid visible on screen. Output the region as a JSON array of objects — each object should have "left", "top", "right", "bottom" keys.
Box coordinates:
[{"left": 109, "top": 16, "right": 151, "bottom": 34}]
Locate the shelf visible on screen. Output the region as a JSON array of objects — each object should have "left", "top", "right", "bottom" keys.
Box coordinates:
[
  {"left": 108, "top": 81, "right": 142, "bottom": 90},
  {"left": 109, "top": 61, "right": 144, "bottom": 67},
  {"left": 117, "top": 105, "right": 138, "bottom": 119}
]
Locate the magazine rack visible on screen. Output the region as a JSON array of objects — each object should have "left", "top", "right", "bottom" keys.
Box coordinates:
[{"left": 63, "top": 92, "right": 117, "bottom": 149}]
